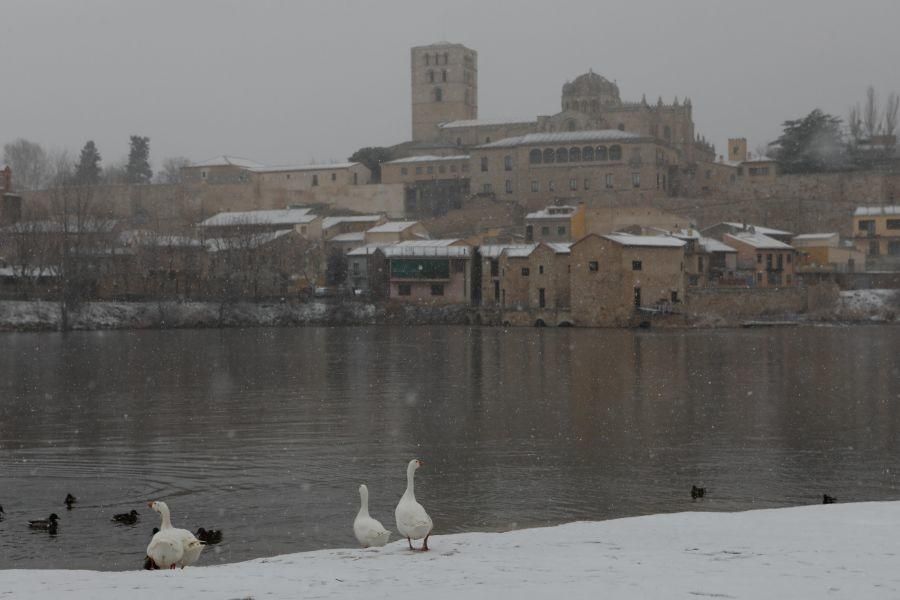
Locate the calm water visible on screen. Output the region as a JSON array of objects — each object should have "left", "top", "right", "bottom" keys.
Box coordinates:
[{"left": 1, "top": 325, "right": 899, "bottom": 570}]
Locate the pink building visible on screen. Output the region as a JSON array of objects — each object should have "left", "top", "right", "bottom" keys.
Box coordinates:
[
  {"left": 384, "top": 240, "right": 473, "bottom": 304},
  {"left": 724, "top": 231, "right": 797, "bottom": 287}
]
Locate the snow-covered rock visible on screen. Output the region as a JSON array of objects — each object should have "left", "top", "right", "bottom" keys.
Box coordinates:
[{"left": 2, "top": 502, "right": 900, "bottom": 599}]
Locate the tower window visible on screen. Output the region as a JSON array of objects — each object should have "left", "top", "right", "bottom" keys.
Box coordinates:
[
  {"left": 434, "top": 87, "right": 443, "bottom": 102},
  {"left": 428, "top": 70, "right": 435, "bottom": 83},
  {"left": 481, "top": 157, "right": 488, "bottom": 172},
  {"left": 425, "top": 54, "right": 430, "bottom": 66},
  {"left": 312, "top": 175, "right": 319, "bottom": 186},
  {"left": 443, "top": 52, "right": 449, "bottom": 65},
  {"left": 442, "top": 70, "right": 447, "bottom": 83},
  {"left": 504, "top": 155, "right": 513, "bottom": 171}
]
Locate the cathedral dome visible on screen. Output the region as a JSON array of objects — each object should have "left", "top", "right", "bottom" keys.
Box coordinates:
[{"left": 562, "top": 71, "right": 621, "bottom": 109}]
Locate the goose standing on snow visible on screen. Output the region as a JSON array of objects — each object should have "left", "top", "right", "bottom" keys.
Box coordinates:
[
  {"left": 354, "top": 484, "right": 391, "bottom": 548},
  {"left": 146, "top": 500, "right": 204, "bottom": 569},
  {"left": 395, "top": 459, "right": 433, "bottom": 551}
]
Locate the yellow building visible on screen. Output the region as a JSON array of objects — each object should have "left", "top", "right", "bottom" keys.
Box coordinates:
[
  {"left": 853, "top": 206, "right": 900, "bottom": 261},
  {"left": 525, "top": 205, "right": 586, "bottom": 243}
]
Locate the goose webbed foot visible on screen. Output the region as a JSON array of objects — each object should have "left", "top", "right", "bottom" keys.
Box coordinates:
[
  {"left": 407, "top": 537, "right": 414, "bottom": 551},
  {"left": 421, "top": 535, "right": 430, "bottom": 551}
]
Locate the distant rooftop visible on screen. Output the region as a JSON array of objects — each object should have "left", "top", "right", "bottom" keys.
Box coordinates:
[
  {"left": 478, "top": 130, "right": 645, "bottom": 149},
  {"left": 190, "top": 155, "right": 265, "bottom": 169},
  {"left": 854, "top": 205, "right": 900, "bottom": 217},
  {"left": 197, "top": 208, "right": 316, "bottom": 228},
  {"left": 205, "top": 229, "right": 294, "bottom": 252},
  {"left": 439, "top": 118, "right": 536, "bottom": 129},
  {"left": 708, "top": 222, "right": 793, "bottom": 237},
  {"left": 526, "top": 205, "right": 579, "bottom": 220},
  {"left": 603, "top": 233, "right": 686, "bottom": 248},
  {"left": 699, "top": 237, "right": 736, "bottom": 253},
  {"left": 367, "top": 221, "right": 421, "bottom": 233},
  {"left": 479, "top": 244, "right": 537, "bottom": 259},
  {"left": 793, "top": 232, "right": 839, "bottom": 241},
  {"left": 383, "top": 245, "right": 471, "bottom": 258},
  {"left": 724, "top": 231, "right": 793, "bottom": 250},
  {"left": 395, "top": 239, "right": 457, "bottom": 247},
  {"left": 250, "top": 162, "right": 359, "bottom": 173},
  {"left": 321, "top": 215, "right": 383, "bottom": 230},
  {"left": 329, "top": 232, "right": 366, "bottom": 243},
  {"left": 384, "top": 155, "right": 470, "bottom": 164}
]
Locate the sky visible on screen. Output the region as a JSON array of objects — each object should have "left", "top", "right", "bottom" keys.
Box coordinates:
[{"left": 1, "top": 0, "right": 899, "bottom": 169}]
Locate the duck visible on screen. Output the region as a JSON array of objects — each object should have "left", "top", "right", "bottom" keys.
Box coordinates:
[
  {"left": 29, "top": 513, "right": 59, "bottom": 533},
  {"left": 395, "top": 459, "right": 433, "bottom": 551},
  {"left": 112, "top": 509, "right": 140, "bottom": 525},
  {"left": 0, "top": 504, "right": 4, "bottom": 521},
  {"left": 196, "top": 527, "right": 223, "bottom": 545},
  {"left": 691, "top": 485, "right": 706, "bottom": 500},
  {"left": 64, "top": 494, "right": 77, "bottom": 509},
  {"left": 146, "top": 501, "right": 204, "bottom": 569},
  {"left": 823, "top": 494, "right": 837, "bottom": 504},
  {"left": 354, "top": 484, "right": 391, "bottom": 548}
]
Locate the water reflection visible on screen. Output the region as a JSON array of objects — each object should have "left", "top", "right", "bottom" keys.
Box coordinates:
[{"left": 0, "top": 325, "right": 898, "bottom": 570}]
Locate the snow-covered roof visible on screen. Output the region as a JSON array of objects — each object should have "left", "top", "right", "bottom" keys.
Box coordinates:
[
  {"left": 724, "top": 232, "right": 794, "bottom": 250},
  {"left": 321, "top": 215, "right": 383, "bottom": 230},
  {"left": 120, "top": 230, "right": 202, "bottom": 247},
  {"left": 198, "top": 208, "right": 316, "bottom": 227},
  {"left": 347, "top": 244, "right": 389, "bottom": 256},
  {"left": 383, "top": 245, "right": 471, "bottom": 258},
  {"left": 0, "top": 218, "right": 118, "bottom": 234},
  {"left": 854, "top": 205, "right": 900, "bottom": 216},
  {"left": 547, "top": 242, "right": 572, "bottom": 254},
  {"left": 699, "top": 237, "right": 736, "bottom": 253},
  {"left": 384, "top": 155, "right": 469, "bottom": 164},
  {"left": 526, "top": 206, "right": 579, "bottom": 220},
  {"left": 503, "top": 245, "right": 539, "bottom": 258},
  {"left": 603, "top": 233, "right": 686, "bottom": 248},
  {"left": 329, "top": 232, "right": 366, "bottom": 243},
  {"left": 395, "top": 239, "right": 457, "bottom": 247},
  {"left": 190, "top": 155, "right": 265, "bottom": 169},
  {"left": 720, "top": 222, "right": 793, "bottom": 236},
  {"left": 479, "top": 244, "right": 537, "bottom": 258},
  {"left": 793, "top": 233, "right": 839, "bottom": 241},
  {"left": 250, "top": 162, "right": 359, "bottom": 173},
  {"left": 438, "top": 118, "right": 536, "bottom": 129},
  {"left": 204, "top": 229, "right": 294, "bottom": 252},
  {"left": 477, "top": 130, "right": 645, "bottom": 149},
  {"left": 367, "top": 221, "right": 421, "bottom": 233}
]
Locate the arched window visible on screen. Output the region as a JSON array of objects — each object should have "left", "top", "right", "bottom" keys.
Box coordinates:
[
  {"left": 582, "top": 146, "right": 595, "bottom": 161},
  {"left": 556, "top": 147, "right": 568, "bottom": 163},
  {"left": 434, "top": 87, "right": 443, "bottom": 102},
  {"left": 591, "top": 100, "right": 599, "bottom": 113},
  {"left": 543, "top": 148, "right": 555, "bottom": 164},
  {"left": 617, "top": 123, "right": 625, "bottom": 131},
  {"left": 569, "top": 147, "right": 581, "bottom": 162},
  {"left": 443, "top": 52, "right": 449, "bottom": 65},
  {"left": 442, "top": 70, "right": 447, "bottom": 83},
  {"left": 609, "top": 145, "right": 622, "bottom": 161},
  {"left": 529, "top": 149, "right": 543, "bottom": 164},
  {"left": 428, "top": 70, "right": 435, "bottom": 83},
  {"left": 664, "top": 125, "right": 672, "bottom": 140},
  {"left": 596, "top": 146, "right": 608, "bottom": 161},
  {"left": 567, "top": 119, "right": 577, "bottom": 132}
]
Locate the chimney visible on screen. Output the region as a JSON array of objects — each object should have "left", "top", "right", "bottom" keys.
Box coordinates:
[{"left": 1, "top": 166, "right": 10, "bottom": 194}]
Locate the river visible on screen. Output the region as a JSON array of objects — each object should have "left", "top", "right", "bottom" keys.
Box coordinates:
[{"left": 0, "top": 325, "right": 898, "bottom": 570}]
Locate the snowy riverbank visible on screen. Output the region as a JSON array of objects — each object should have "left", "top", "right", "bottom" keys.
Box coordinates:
[
  {"left": 0, "top": 288, "right": 896, "bottom": 332},
  {"left": 3, "top": 502, "right": 900, "bottom": 599}
]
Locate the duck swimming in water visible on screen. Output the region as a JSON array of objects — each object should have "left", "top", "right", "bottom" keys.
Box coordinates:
[
  {"left": 112, "top": 509, "right": 139, "bottom": 525},
  {"left": 29, "top": 513, "right": 59, "bottom": 533},
  {"left": 64, "top": 494, "right": 77, "bottom": 509},
  {"left": 196, "top": 527, "right": 223, "bottom": 545}
]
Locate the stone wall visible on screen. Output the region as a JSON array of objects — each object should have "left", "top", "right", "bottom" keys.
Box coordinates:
[{"left": 683, "top": 284, "right": 839, "bottom": 322}]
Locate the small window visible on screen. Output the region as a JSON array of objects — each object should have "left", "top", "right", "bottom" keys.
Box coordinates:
[
  {"left": 486, "top": 137, "right": 491, "bottom": 143},
  {"left": 312, "top": 174, "right": 319, "bottom": 186},
  {"left": 887, "top": 219, "right": 900, "bottom": 230},
  {"left": 569, "top": 178, "right": 577, "bottom": 191},
  {"left": 430, "top": 284, "right": 444, "bottom": 296},
  {"left": 434, "top": 87, "right": 443, "bottom": 102},
  {"left": 787, "top": 253, "right": 792, "bottom": 264},
  {"left": 756, "top": 272, "right": 763, "bottom": 283},
  {"left": 426, "top": 166, "right": 434, "bottom": 174},
  {"left": 331, "top": 173, "right": 336, "bottom": 181},
  {"left": 631, "top": 173, "right": 640, "bottom": 188},
  {"left": 786, "top": 274, "right": 792, "bottom": 285},
  {"left": 584, "top": 178, "right": 590, "bottom": 190},
  {"left": 401, "top": 167, "right": 408, "bottom": 175},
  {"left": 504, "top": 155, "right": 513, "bottom": 171},
  {"left": 671, "top": 290, "right": 678, "bottom": 303},
  {"left": 482, "top": 183, "right": 492, "bottom": 193},
  {"left": 617, "top": 123, "right": 625, "bottom": 131},
  {"left": 589, "top": 261, "right": 599, "bottom": 271},
  {"left": 505, "top": 180, "right": 513, "bottom": 193},
  {"left": 548, "top": 180, "right": 555, "bottom": 192},
  {"left": 539, "top": 265, "right": 544, "bottom": 274},
  {"left": 425, "top": 54, "right": 430, "bottom": 66},
  {"left": 531, "top": 180, "right": 539, "bottom": 192},
  {"left": 201, "top": 170, "right": 207, "bottom": 179},
  {"left": 352, "top": 262, "right": 360, "bottom": 275},
  {"left": 557, "top": 226, "right": 566, "bottom": 236},
  {"left": 398, "top": 284, "right": 411, "bottom": 296},
  {"left": 632, "top": 260, "right": 642, "bottom": 271},
  {"left": 609, "top": 146, "right": 622, "bottom": 161},
  {"left": 541, "top": 226, "right": 550, "bottom": 235},
  {"left": 441, "top": 70, "right": 447, "bottom": 83},
  {"left": 529, "top": 149, "right": 542, "bottom": 164},
  {"left": 301, "top": 226, "right": 307, "bottom": 234},
  {"left": 415, "top": 167, "right": 423, "bottom": 175},
  {"left": 481, "top": 157, "right": 488, "bottom": 172},
  {"left": 428, "top": 70, "right": 435, "bottom": 83},
  {"left": 605, "top": 174, "right": 613, "bottom": 189},
  {"left": 521, "top": 267, "right": 530, "bottom": 277}
]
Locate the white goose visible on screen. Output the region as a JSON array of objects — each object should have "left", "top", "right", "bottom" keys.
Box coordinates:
[
  {"left": 395, "top": 458, "right": 433, "bottom": 551},
  {"left": 146, "top": 500, "right": 204, "bottom": 569},
  {"left": 354, "top": 484, "right": 391, "bottom": 548}
]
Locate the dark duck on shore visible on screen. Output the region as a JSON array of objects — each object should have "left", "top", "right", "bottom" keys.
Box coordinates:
[
  {"left": 112, "top": 509, "right": 140, "bottom": 525},
  {"left": 196, "top": 527, "right": 223, "bottom": 545},
  {"left": 823, "top": 494, "right": 837, "bottom": 504},
  {"left": 29, "top": 513, "right": 59, "bottom": 533},
  {"left": 64, "top": 494, "right": 77, "bottom": 509},
  {"left": 691, "top": 485, "right": 706, "bottom": 500},
  {"left": 0, "top": 504, "right": 4, "bottom": 520}
]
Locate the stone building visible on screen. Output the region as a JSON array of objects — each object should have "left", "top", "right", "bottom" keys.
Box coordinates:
[
  {"left": 196, "top": 208, "right": 322, "bottom": 240},
  {"left": 384, "top": 240, "right": 473, "bottom": 304},
  {"left": 723, "top": 231, "right": 797, "bottom": 287},
  {"left": 411, "top": 43, "right": 478, "bottom": 143},
  {"left": 495, "top": 243, "right": 571, "bottom": 311},
  {"left": 525, "top": 205, "right": 586, "bottom": 243},
  {"left": 569, "top": 233, "right": 686, "bottom": 326},
  {"left": 793, "top": 232, "right": 865, "bottom": 273}
]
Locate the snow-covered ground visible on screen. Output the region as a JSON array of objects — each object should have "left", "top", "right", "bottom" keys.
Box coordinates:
[
  {"left": 837, "top": 289, "right": 899, "bottom": 321},
  {"left": 3, "top": 502, "right": 900, "bottom": 599}
]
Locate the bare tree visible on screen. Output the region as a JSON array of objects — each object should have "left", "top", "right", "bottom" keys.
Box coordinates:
[
  {"left": 863, "top": 86, "right": 880, "bottom": 139},
  {"left": 156, "top": 157, "right": 191, "bottom": 184},
  {"left": 2, "top": 139, "right": 50, "bottom": 191},
  {"left": 884, "top": 92, "right": 899, "bottom": 143},
  {"left": 848, "top": 104, "right": 863, "bottom": 145}
]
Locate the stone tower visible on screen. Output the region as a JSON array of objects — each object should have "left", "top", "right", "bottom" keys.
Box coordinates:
[
  {"left": 728, "top": 138, "right": 748, "bottom": 162},
  {"left": 411, "top": 42, "right": 478, "bottom": 142}
]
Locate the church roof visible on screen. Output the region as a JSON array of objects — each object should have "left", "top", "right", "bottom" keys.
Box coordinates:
[
  {"left": 191, "top": 155, "right": 265, "bottom": 169},
  {"left": 476, "top": 130, "right": 645, "bottom": 149},
  {"left": 562, "top": 71, "right": 620, "bottom": 97},
  {"left": 439, "top": 117, "right": 536, "bottom": 129}
]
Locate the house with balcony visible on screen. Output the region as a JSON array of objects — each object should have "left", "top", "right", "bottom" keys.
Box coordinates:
[
  {"left": 853, "top": 206, "right": 900, "bottom": 269},
  {"left": 723, "top": 230, "right": 796, "bottom": 287},
  {"left": 793, "top": 232, "right": 865, "bottom": 273},
  {"left": 384, "top": 240, "right": 472, "bottom": 304}
]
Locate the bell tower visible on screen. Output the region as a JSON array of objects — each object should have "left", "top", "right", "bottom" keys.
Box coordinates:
[{"left": 411, "top": 42, "right": 478, "bottom": 142}]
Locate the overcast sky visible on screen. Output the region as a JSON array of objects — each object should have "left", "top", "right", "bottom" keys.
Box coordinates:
[{"left": 2, "top": 0, "right": 898, "bottom": 169}]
